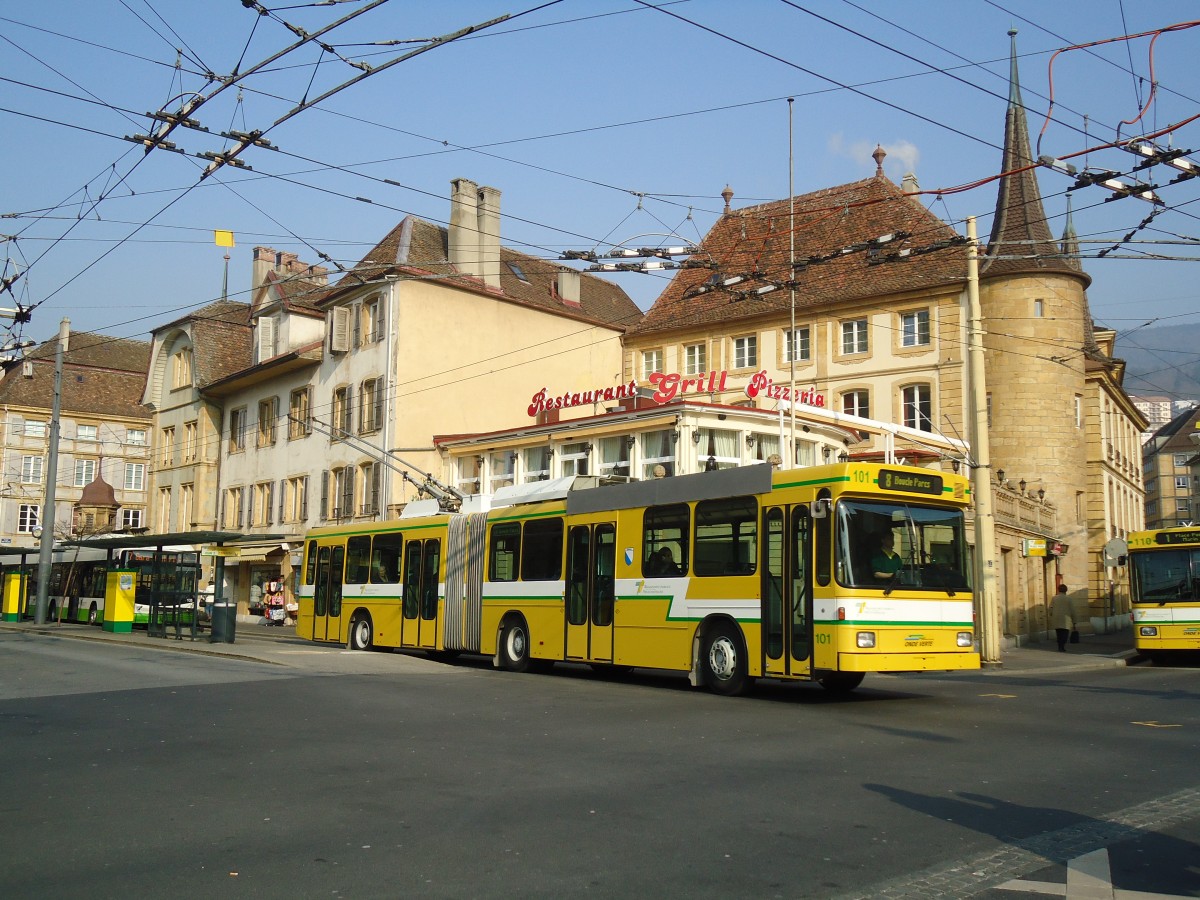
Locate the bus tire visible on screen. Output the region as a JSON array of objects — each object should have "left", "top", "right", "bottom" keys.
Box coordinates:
[
  {"left": 348, "top": 613, "right": 373, "bottom": 651},
  {"left": 47, "top": 600, "right": 57, "bottom": 622},
  {"left": 702, "top": 621, "right": 751, "bottom": 696},
  {"left": 87, "top": 603, "right": 98, "bottom": 625},
  {"left": 818, "top": 671, "right": 865, "bottom": 693},
  {"left": 499, "top": 617, "right": 532, "bottom": 673}
]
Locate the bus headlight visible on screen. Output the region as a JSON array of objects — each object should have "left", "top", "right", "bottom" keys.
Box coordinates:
[
  {"left": 856, "top": 631, "right": 876, "bottom": 649},
  {"left": 956, "top": 631, "right": 973, "bottom": 647},
  {"left": 1139, "top": 626, "right": 1158, "bottom": 637}
]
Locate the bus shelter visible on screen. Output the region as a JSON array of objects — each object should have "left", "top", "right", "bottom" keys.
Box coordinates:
[{"left": 61, "top": 531, "right": 284, "bottom": 643}]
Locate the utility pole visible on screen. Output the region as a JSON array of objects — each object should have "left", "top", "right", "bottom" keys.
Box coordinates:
[
  {"left": 787, "top": 97, "right": 796, "bottom": 469},
  {"left": 34, "top": 317, "right": 69, "bottom": 624},
  {"left": 965, "top": 219, "right": 1001, "bottom": 666}
]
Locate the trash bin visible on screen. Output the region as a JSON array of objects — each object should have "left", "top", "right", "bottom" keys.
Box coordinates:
[{"left": 209, "top": 600, "right": 237, "bottom": 644}]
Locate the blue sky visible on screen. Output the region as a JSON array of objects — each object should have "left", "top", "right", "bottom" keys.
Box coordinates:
[{"left": 3, "top": 0, "right": 1199, "bottom": 351}]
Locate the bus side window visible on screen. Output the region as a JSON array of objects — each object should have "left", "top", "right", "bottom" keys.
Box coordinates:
[
  {"left": 304, "top": 540, "right": 318, "bottom": 585},
  {"left": 489, "top": 522, "right": 520, "bottom": 582},
  {"left": 521, "top": 518, "right": 563, "bottom": 581},
  {"left": 370, "top": 532, "right": 402, "bottom": 583},
  {"left": 346, "top": 535, "right": 371, "bottom": 584}
]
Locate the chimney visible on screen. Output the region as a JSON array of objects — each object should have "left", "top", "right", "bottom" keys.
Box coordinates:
[
  {"left": 477, "top": 185, "right": 501, "bottom": 290},
  {"left": 901, "top": 172, "right": 920, "bottom": 194},
  {"left": 252, "top": 247, "right": 277, "bottom": 292},
  {"left": 449, "top": 178, "right": 480, "bottom": 276},
  {"left": 557, "top": 270, "right": 581, "bottom": 307}
]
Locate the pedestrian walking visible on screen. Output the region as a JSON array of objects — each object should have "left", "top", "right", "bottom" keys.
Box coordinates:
[{"left": 1050, "top": 584, "right": 1074, "bottom": 652}]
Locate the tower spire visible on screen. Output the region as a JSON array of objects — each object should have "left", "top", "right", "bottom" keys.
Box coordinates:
[{"left": 982, "top": 29, "right": 1086, "bottom": 284}]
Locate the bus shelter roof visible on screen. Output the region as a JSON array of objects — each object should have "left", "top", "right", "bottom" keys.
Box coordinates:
[{"left": 60, "top": 532, "right": 288, "bottom": 550}]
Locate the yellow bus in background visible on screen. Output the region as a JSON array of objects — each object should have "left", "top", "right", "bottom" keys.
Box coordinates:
[
  {"left": 1126, "top": 527, "right": 1200, "bottom": 660},
  {"left": 298, "top": 461, "right": 978, "bottom": 694}
]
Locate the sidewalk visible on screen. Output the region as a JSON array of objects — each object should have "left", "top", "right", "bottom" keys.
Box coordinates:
[{"left": 0, "top": 618, "right": 1144, "bottom": 675}]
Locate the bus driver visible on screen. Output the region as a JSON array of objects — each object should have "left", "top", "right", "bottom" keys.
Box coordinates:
[{"left": 871, "top": 533, "right": 903, "bottom": 583}]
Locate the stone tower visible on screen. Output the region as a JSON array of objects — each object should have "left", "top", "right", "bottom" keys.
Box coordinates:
[{"left": 980, "top": 30, "right": 1093, "bottom": 593}]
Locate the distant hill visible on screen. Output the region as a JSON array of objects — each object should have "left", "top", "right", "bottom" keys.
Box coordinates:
[{"left": 1110, "top": 323, "right": 1200, "bottom": 402}]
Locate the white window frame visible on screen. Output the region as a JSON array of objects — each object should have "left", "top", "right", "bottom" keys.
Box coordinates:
[
  {"left": 18, "top": 504, "right": 39, "bottom": 533},
  {"left": 842, "top": 389, "right": 869, "bottom": 418},
  {"left": 21, "top": 455, "right": 43, "bottom": 484},
  {"left": 732, "top": 335, "right": 757, "bottom": 369},
  {"left": 121, "top": 508, "right": 144, "bottom": 530},
  {"left": 841, "top": 319, "right": 868, "bottom": 355},
  {"left": 126, "top": 428, "right": 146, "bottom": 446},
  {"left": 683, "top": 342, "right": 707, "bottom": 376},
  {"left": 784, "top": 327, "right": 810, "bottom": 364},
  {"left": 124, "top": 462, "right": 146, "bottom": 491},
  {"left": 77, "top": 424, "right": 98, "bottom": 442},
  {"left": 900, "top": 309, "right": 930, "bottom": 347},
  {"left": 73, "top": 458, "right": 96, "bottom": 487},
  {"left": 901, "top": 384, "right": 933, "bottom": 431},
  {"left": 641, "top": 349, "right": 663, "bottom": 379}
]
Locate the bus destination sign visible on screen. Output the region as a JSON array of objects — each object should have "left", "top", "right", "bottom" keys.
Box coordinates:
[
  {"left": 1154, "top": 530, "right": 1200, "bottom": 546},
  {"left": 879, "top": 468, "right": 943, "bottom": 496}
]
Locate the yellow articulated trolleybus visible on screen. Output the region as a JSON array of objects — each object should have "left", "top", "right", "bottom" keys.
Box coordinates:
[
  {"left": 298, "top": 461, "right": 979, "bottom": 694},
  {"left": 1125, "top": 526, "right": 1200, "bottom": 659}
]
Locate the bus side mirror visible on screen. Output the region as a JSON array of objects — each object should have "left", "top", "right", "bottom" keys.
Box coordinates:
[
  {"left": 1117, "top": 555, "right": 1127, "bottom": 567},
  {"left": 809, "top": 498, "right": 830, "bottom": 519}
]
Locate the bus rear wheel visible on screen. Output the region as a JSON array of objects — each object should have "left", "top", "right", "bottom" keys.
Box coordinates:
[
  {"left": 702, "top": 623, "right": 751, "bottom": 696},
  {"left": 348, "top": 614, "right": 373, "bottom": 651},
  {"left": 87, "top": 603, "right": 98, "bottom": 625},
  {"left": 818, "top": 671, "right": 865, "bottom": 693},
  {"left": 499, "top": 618, "right": 532, "bottom": 673}
]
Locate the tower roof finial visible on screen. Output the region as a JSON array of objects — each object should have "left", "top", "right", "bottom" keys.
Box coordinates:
[{"left": 872, "top": 144, "right": 886, "bottom": 176}]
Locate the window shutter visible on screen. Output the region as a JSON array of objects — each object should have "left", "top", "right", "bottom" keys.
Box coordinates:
[
  {"left": 330, "top": 308, "right": 350, "bottom": 353},
  {"left": 374, "top": 381, "right": 384, "bottom": 432},
  {"left": 375, "top": 299, "right": 385, "bottom": 342},
  {"left": 352, "top": 302, "right": 362, "bottom": 348},
  {"left": 342, "top": 391, "right": 354, "bottom": 435},
  {"left": 247, "top": 487, "right": 255, "bottom": 527},
  {"left": 320, "top": 470, "right": 329, "bottom": 521},
  {"left": 278, "top": 479, "right": 286, "bottom": 523},
  {"left": 300, "top": 476, "right": 309, "bottom": 521},
  {"left": 257, "top": 317, "right": 275, "bottom": 362},
  {"left": 358, "top": 383, "right": 367, "bottom": 434},
  {"left": 304, "top": 388, "right": 313, "bottom": 434},
  {"left": 342, "top": 470, "right": 354, "bottom": 519},
  {"left": 265, "top": 482, "right": 274, "bottom": 525},
  {"left": 371, "top": 463, "right": 381, "bottom": 514},
  {"left": 220, "top": 491, "right": 226, "bottom": 529}
]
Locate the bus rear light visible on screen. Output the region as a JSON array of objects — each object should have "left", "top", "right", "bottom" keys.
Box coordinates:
[
  {"left": 856, "top": 631, "right": 875, "bottom": 648},
  {"left": 1139, "top": 626, "right": 1158, "bottom": 637},
  {"left": 956, "top": 631, "right": 973, "bottom": 647},
  {"left": 837, "top": 606, "right": 846, "bottom": 621}
]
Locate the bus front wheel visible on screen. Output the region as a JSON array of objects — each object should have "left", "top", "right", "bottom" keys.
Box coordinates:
[
  {"left": 702, "top": 623, "right": 751, "bottom": 696},
  {"left": 348, "top": 614, "right": 373, "bottom": 651},
  {"left": 499, "top": 618, "right": 532, "bottom": 673},
  {"left": 818, "top": 671, "right": 865, "bottom": 693}
]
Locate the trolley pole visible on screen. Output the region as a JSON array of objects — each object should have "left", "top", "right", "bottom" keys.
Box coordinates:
[
  {"left": 965, "top": 219, "right": 1001, "bottom": 666},
  {"left": 34, "top": 318, "right": 69, "bottom": 625}
]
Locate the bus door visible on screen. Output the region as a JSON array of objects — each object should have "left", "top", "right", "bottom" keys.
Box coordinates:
[
  {"left": 762, "top": 505, "right": 812, "bottom": 678},
  {"left": 402, "top": 538, "right": 441, "bottom": 649},
  {"left": 565, "top": 522, "right": 616, "bottom": 663},
  {"left": 313, "top": 544, "right": 345, "bottom": 642}
]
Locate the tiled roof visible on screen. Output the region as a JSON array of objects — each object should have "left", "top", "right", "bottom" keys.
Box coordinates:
[
  {"left": 0, "top": 332, "right": 152, "bottom": 419},
  {"left": 157, "top": 299, "right": 253, "bottom": 388},
  {"left": 321, "top": 216, "right": 642, "bottom": 330},
  {"left": 257, "top": 269, "right": 326, "bottom": 313},
  {"left": 628, "top": 175, "right": 967, "bottom": 336}
]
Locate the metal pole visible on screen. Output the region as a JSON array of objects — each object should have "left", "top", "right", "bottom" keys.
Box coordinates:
[
  {"left": 787, "top": 97, "right": 796, "bottom": 469},
  {"left": 34, "top": 318, "right": 69, "bottom": 624},
  {"left": 965, "top": 219, "right": 1001, "bottom": 666}
]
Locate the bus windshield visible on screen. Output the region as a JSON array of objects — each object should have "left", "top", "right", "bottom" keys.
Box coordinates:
[
  {"left": 1130, "top": 548, "right": 1200, "bottom": 602},
  {"left": 836, "top": 499, "right": 970, "bottom": 592}
]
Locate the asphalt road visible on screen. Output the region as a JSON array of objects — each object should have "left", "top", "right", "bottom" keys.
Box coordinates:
[{"left": 0, "top": 630, "right": 1196, "bottom": 899}]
